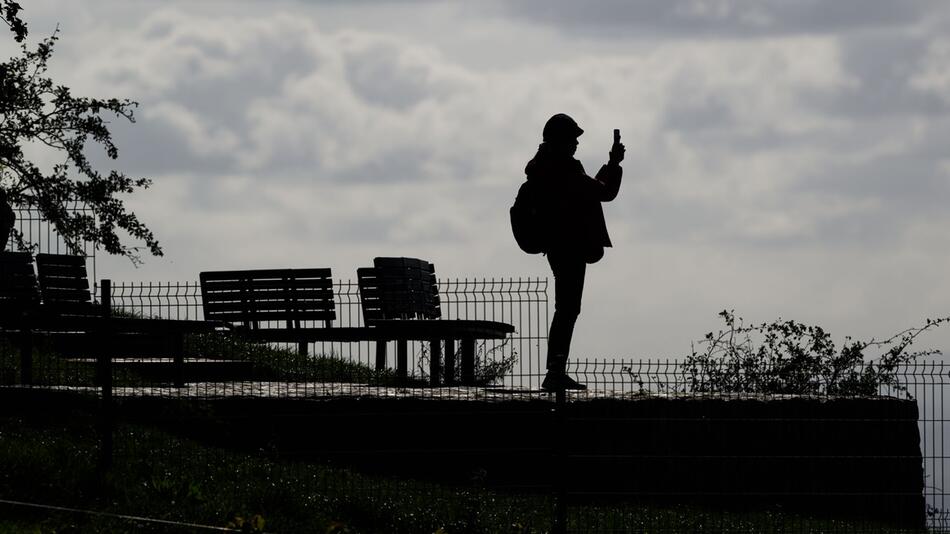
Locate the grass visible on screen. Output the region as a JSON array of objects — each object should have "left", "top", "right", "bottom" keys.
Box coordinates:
[
  {"left": 0, "top": 414, "right": 551, "bottom": 533},
  {"left": 186, "top": 331, "right": 417, "bottom": 385},
  {"left": 0, "top": 334, "right": 426, "bottom": 388},
  {"left": 0, "top": 407, "right": 929, "bottom": 534}
]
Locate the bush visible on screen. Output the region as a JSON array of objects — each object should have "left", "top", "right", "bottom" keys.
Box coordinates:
[{"left": 680, "top": 310, "right": 949, "bottom": 397}]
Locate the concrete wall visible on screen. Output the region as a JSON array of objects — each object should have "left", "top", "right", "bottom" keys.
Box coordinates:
[{"left": 111, "top": 393, "right": 926, "bottom": 528}]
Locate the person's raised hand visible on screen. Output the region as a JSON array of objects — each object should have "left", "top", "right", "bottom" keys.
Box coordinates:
[{"left": 609, "top": 141, "right": 625, "bottom": 165}]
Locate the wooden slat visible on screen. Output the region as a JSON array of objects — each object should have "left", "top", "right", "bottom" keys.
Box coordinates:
[
  {"left": 356, "top": 267, "right": 384, "bottom": 322},
  {"left": 0, "top": 286, "right": 37, "bottom": 297},
  {"left": 37, "top": 277, "right": 89, "bottom": 290},
  {"left": 35, "top": 254, "right": 92, "bottom": 310},
  {"left": 204, "top": 299, "right": 335, "bottom": 313},
  {"left": 36, "top": 264, "right": 87, "bottom": 278},
  {"left": 0, "top": 251, "right": 37, "bottom": 309},
  {"left": 202, "top": 278, "right": 333, "bottom": 292},
  {"left": 0, "top": 275, "right": 37, "bottom": 289},
  {"left": 203, "top": 289, "right": 334, "bottom": 302},
  {"left": 40, "top": 287, "right": 91, "bottom": 302},
  {"left": 40, "top": 301, "right": 99, "bottom": 317},
  {"left": 200, "top": 268, "right": 331, "bottom": 282},
  {"left": 0, "top": 251, "right": 33, "bottom": 264},
  {"left": 0, "top": 263, "right": 33, "bottom": 277},
  {"left": 200, "top": 267, "right": 337, "bottom": 326},
  {"left": 204, "top": 276, "right": 333, "bottom": 290},
  {"left": 370, "top": 319, "right": 515, "bottom": 338},
  {"left": 36, "top": 253, "right": 86, "bottom": 267},
  {"left": 205, "top": 309, "right": 336, "bottom": 322},
  {"left": 363, "top": 257, "right": 442, "bottom": 320}
]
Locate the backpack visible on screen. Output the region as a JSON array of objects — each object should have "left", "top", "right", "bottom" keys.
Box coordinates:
[{"left": 510, "top": 180, "right": 546, "bottom": 254}]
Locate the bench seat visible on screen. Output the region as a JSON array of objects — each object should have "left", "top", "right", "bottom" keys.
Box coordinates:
[{"left": 237, "top": 319, "right": 512, "bottom": 343}]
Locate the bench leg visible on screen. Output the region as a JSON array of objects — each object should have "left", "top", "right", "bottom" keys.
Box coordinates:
[
  {"left": 444, "top": 339, "right": 455, "bottom": 385},
  {"left": 429, "top": 339, "right": 441, "bottom": 387},
  {"left": 375, "top": 341, "right": 387, "bottom": 371},
  {"left": 396, "top": 339, "right": 408, "bottom": 382},
  {"left": 461, "top": 337, "right": 476, "bottom": 386}
]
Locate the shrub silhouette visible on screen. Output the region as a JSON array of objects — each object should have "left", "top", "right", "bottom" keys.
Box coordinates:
[{"left": 680, "top": 310, "right": 949, "bottom": 397}]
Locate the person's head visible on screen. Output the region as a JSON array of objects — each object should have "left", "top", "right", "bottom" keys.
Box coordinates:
[{"left": 543, "top": 113, "right": 583, "bottom": 156}]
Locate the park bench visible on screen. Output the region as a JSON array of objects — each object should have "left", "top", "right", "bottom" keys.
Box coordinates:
[
  {"left": 357, "top": 257, "right": 514, "bottom": 385},
  {"left": 0, "top": 252, "right": 221, "bottom": 386},
  {"left": 200, "top": 261, "right": 514, "bottom": 386},
  {"left": 199, "top": 267, "right": 375, "bottom": 356},
  {"left": 201, "top": 266, "right": 418, "bottom": 385}
]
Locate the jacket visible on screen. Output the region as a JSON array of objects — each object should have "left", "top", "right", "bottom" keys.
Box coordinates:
[{"left": 524, "top": 143, "right": 622, "bottom": 263}]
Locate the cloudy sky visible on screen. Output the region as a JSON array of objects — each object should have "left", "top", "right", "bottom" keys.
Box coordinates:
[{"left": 9, "top": 0, "right": 950, "bottom": 358}]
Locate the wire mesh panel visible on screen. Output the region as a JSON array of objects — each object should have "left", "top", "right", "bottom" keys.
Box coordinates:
[
  {"left": 101, "top": 276, "right": 551, "bottom": 389},
  {"left": 2, "top": 333, "right": 949, "bottom": 532},
  {"left": 563, "top": 358, "right": 950, "bottom": 533},
  {"left": 11, "top": 269, "right": 950, "bottom": 532},
  {"left": 7, "top": 205, "right": 97, "bottom": 282},
  {"left": 106, "top": 281, "right": 204, "bottom": 321},
  {"left": 898, "top": 360, "right": 950, "bottom": 531}
]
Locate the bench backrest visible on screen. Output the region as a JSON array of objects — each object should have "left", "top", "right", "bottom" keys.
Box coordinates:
[
  {"left": 35, "top": 253, "right": 99, "bottom": 317},
  {"left": 200, "top": 268, "right": 336, "bottom": 330},
  {"left": 0, "top": 251, "right": 39, "bottom": 320},
  {"left": 357, "top": 257, "right": 441, "bottom": 323}
]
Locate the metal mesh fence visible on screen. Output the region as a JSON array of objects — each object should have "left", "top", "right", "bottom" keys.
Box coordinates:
[
  {"left": 99, "top": 277, "right": 550, "bottom": 390},
  {"left": 2, "top": 273, "right": 949, "bottom": 532},
  {"left": 5, "top": 204, "right": 98, "bottom": 280},
  {"left": 1, "top": 353, "right": 945, "bottom": 532}
]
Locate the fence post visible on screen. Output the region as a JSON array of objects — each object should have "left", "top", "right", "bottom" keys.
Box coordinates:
[{"left": 98, "top": 279, "right": 113, "bottom": 472}]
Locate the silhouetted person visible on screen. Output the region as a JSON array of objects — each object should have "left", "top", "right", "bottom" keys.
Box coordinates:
[
  {"left": 0, "top": 189, "right": 13, "bottom": 251},
  {"left": 526, "top": 114, "right": 624, "bottom": 391}
]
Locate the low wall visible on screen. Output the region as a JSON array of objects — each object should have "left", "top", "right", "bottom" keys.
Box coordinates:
[
  {"left": 1, "top": 389, "right": 923, "bottom": 528},
  {"left": 119, "top": 394, "right": 925, "bottom": 528},
  {"left": 561, "top": 396, "right": 924, "bottom": 529}
]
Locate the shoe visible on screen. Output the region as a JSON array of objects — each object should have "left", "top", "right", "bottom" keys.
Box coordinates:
[{"left": 541, "top": 372, "right": 588, "bottom": 391}]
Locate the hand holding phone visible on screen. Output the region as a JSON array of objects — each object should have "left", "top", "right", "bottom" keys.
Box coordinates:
[{"left": 610, "top": 128, "right": 625, "bottom": 165}]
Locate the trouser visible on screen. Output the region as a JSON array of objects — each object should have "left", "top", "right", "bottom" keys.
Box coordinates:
[{"left": 546, "top": 251, "right": 587, "bottom": 373}]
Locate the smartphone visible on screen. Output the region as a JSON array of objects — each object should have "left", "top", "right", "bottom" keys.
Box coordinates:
[{"left": 613, "top": 129, "right": 621, "bottom": 144}]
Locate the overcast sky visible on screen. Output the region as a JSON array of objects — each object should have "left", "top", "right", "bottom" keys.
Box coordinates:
[{"left": 9, "top": 0, "right": 950, "bottom": 358}]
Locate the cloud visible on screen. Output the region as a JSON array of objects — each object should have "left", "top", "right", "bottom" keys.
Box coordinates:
[
  {"left": 493, "top": 0, "right": 943, "bottom": 38},
  {"left": 20, "top": 0, "right": 950, "bottom": 361},
  {"left": 54, "top": 4, "right": 950, "bottom": 257}
]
